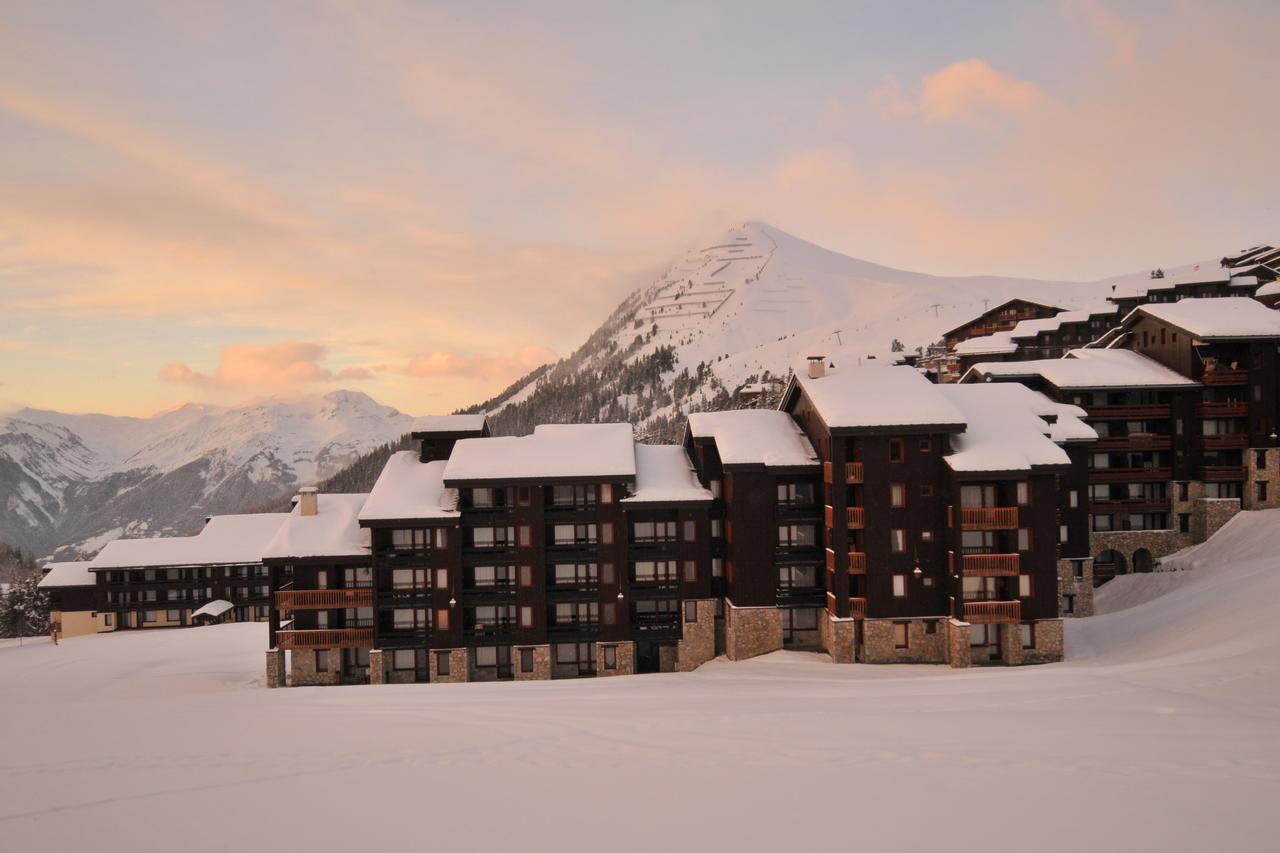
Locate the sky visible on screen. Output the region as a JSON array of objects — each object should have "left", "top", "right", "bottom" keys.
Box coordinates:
[{"left": 1, "top": 0, "right": 1277, "bottom": 418}]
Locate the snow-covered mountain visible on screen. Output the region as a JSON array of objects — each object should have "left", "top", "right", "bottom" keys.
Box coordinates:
[
  {"left": 0, "top": 391, "right": 414, "bottom": 557},
  {"left": 470, "top": 221, "right": 1113, "bottom": 438}
]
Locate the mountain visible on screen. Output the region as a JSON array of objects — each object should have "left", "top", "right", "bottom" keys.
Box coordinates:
[
  {"left": 0, "top": 391, "right": 415, "bottom": 558},
  {"left": 464, "top": 221, "right": 1112, "bottom": 439}
]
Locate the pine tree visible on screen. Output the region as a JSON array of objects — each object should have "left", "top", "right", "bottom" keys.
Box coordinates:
[{"left": 1, "top": 573, "right": 49, "bottom": 638}]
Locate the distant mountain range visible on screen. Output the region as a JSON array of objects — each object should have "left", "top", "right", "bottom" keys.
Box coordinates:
[{"left": 5, "top": 222, "right": 1222, "bottom": 558}]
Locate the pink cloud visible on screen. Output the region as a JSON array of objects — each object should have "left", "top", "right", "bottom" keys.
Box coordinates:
[
  {"left": 405, "top": 345, "right": 556, "bottom": 381},
  {"left": 874, "top": 59, "right": 1042, "bottom": 124},
  {"left": 160, "top": 341, "right": 372, "bottom": 389}
]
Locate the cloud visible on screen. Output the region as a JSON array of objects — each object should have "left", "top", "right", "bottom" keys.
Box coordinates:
[
  {"left": 873, "top": 59, "right": 1043, "bottom": 124},
  {"left": 405, "top": 345, "right": 557, "bottom": 381},
  {"left": 160, "top": 341, "right": 369, "bottom": 389}
]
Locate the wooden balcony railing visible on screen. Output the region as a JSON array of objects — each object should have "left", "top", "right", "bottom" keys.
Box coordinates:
[
  {"left": 1094, "top": 435, "right": 1171, "bottom": 451},
  {"left": 1084, "top": 404, "right": 1170, "bottom": 420},
  {"left": 848, "top": 551, "right": 867, "bottom": 574},
  {"left": 1202, "top": 369, "right": 1248, "bottom": 386},
  {"left": 1090, "top": 467, "right": 1171, "bottom": 483},
  {"left": 1198, "top": 434, "right": 1248, "bottom": 449},
  {"left": 961, "top": 553, "right": 1020, "bottom": 576},
  {"left": 847, "top": 507, "right": 865, "bottom": 529},
  {"left": 823, "top": 461, "right": 833, "bottom": 484},
  {"left": 1197, "top": 401, "right": 1249, "bottom": 418},
  {"left": 275, "top": 588, "right": 374, "bottom": 610},
  {"left": 825, "top": 548, "right": 836, "bottom": 572},
  {"left": 846, "top": 462, "right": 864, "bottom": 484},
  {"left": 848, "top": 597, "right": 867, "bottom": 619},
  {"left": 963, "top": 601, "right": 1021, "bottom": 625},
  {"left": 275, "top": 628, "right": 374, "bottom": 650},
  {"left": 959, "top": 507, "right": 1019, "bottom": 530},
  {"left": 1202, "top": 466, "right": 1246, "bottom": 482}
]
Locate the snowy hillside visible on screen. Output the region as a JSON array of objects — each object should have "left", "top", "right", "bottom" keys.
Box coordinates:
[
  {"left": 474, "top": 222, "right": 1112, "bottom": 438},
  {"left": 5, "top": 508, "right": 1280, "bottom": 851},
  {"left": 0, "top": 391, "right": 414, "bottom": 557}
]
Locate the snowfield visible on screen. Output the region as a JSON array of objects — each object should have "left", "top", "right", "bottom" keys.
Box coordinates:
[{"left": 6, "top": 514, "right": 1280, "bottom": 852}]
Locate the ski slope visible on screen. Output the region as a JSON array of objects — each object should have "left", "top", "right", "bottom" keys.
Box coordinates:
[{"left": 5, "top": 512, "right": 1280, "bottom": 852}]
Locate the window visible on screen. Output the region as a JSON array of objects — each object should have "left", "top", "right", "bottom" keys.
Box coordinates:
[
  {"left": 392, "top": 608, "right": 428, "bottom": 630},
  {"left": 601, "top": 483, "right": 613, "bottom": 504},
  {"left": 1256, "top": 450, "right": 1267, "bottom": 469},
  {"left": 391, "top": 528, "right": 429, "bottom": 552},
  {"left": 1072, "top": 560, "right": 1085, "bottom": 580},
  {"left": 683, "top": 560, "right": 697, "bottom": 582},
  {"left": 551, "top": 484, "right": 597, "bottom": 508},
  {"left": 520, "top": 606, "right": 533, "bottom": 627},
  {"left": 1016, "top": 482, "right": 1030, "bottom": 506},
  {"left": 890, "top": 483, "right": 906, "bottom": 508},
  {"left": 552, "top": 563, "right": 599, "bottom": 586},
  {"left": 889, "top": 438, "right": 904, "bottom": 463},
  {"left": 1017, "top": 528, "right": 1031, "bottom": 551},
  {"left": 893, "top": 622, "right": 909, "bottom": 649},
  {"left": 393, "top": 650, "right": 415, "bottom": 671},
  {"left": 633, "top": 560, "right": 677, "bottom": 583},
  {"left": 553, "top": 601, "right": 599, "bottom": 626},
  {"left": 315, "top": 650, "right": 329, "bottom": 672},
  {"left": 435, "top": 650, "right": 450, "bottom": 676},
  {"left": 711, "top": 519, "right": 723, "bottom": 537},
  {"left": 602, "top": 603, "right": 616, "bottom": 625},
  {"left": 682, "top": 520, "right": 696, "bottom": 541},
  {"left": 777, "top": 482, "right": 815, "bottom": 506},
  {"left": 436, "top": 609, "right": 449, "bottom": 631},
  {"left": 1020, "top": 623, "right": 1035, "bottom": 649},
  {"left": 1061, "top": 595, "right": 1075, "bottom": 614},
  {"left": 166, "top": 609, "right": 181, "bottom": 622},
  {"left": 778, "top": 565, "right": 818, "bottom": 589},
  {"left": 890, "top": 529, "right": 906, "bottom": 553},
  {"left": 1178, "top": 482, "right": 1189, "bottom": 502},
  {"left": 777, "top": 524, "right": 817, "bottom": 547},
  {"left": 684, "top": 601, "right": 698, "bottom": 622},
  {"left": 602, "top": 563, "right": 616, "bottom": 584},
  {"left": 520, "top": 648, "right": 534, "bottom": 673},
  {"left": 919, "top": 438, "right": 932, "bottom": 452},
  {"left": 1258, "top": 482, "right": 1269, "bottom": 502},
  {"left": 1059, "top": 524, "right": 1069, "bottom": 544},
  {"left": 468, "top": 565, "right": 515, "bottom": 588},
  {"left": 142, "top": 611, "right": 157, "bottom": 623},
  {"left": 603, "top": 645, "right": 617, "bottom": 670},
  {"left": 921, "top": 530, "right": 934, "bottom": 543},
  {"left": 391, "top": 568, "right": 426, "bottom": 590},
  {"left": 710, "top": 479, "right": 722, "bottom": 498},
  {"left": 602, "top": 523, "right": 614, "bottom": 545},
  {"left": 472, "top": 526, "right": 516, "bottom": 548},
  {"left": 103, "top": 613, "right": 113, "bottom": 627},
  {"left": 1018, "top": 575, "right": 1032, "bottom": 597},
  {"left": 517, "top": 486, "right": 531, "bottom": 507},
  {"left": 633, "top": 520, "right": 677, "bottom": 543},
  {"left": 1069, "top": 490, "right": 1079, "bottom": 508},
  {"left": 434, "top": 528, "right": 448, "bottom": 549},
  {"left": 892, "top": 575, "right": 906, "bottom": 598},
  {"left": 344, "top": 567, "right": 373, "bottom": 588},
  {"left": 712, "top": 558, "right": 723, "bottom": 578}
]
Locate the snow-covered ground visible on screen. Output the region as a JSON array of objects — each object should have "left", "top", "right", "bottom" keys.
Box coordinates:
[{"left": 5, "top": 514, "right": 1280, "bottom": 851}]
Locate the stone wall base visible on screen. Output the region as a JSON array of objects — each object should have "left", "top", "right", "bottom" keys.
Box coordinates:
[
  {"left": 369, "top": 649, "right": 387, "bottom": 685},
  {"left": 265, "top": 648, "right": 285, "bottom": 688},
  {"left": 430, "top": 648, "right": 469, "bottom": 683},
  {"left": 862, "top": 618, "right": 947, "bottom": 664},
  {"left": 1244, "top": 448, "right": 1280, "bottom": 511},
  {"left": 1056, "top": 558, "right": 1095, "bottom": 618},
  {"left": 819, "top": 613, "right": 855, "bottom": 664},
  {"left": 515, "top": 644, "right": 552, "bottom": 681},
  {"left": 677, "top": 599, "right": 716, "bottom": 671},
  {"left": 596, "top": 641, "right": 635, "bottom": 676},
  {"left": 724, "top": 601, "right": 782, "bottom": 661},
  {"left": 944, "top": 618, "right": 971, "bottom": 668},
  {"left": 290, "top": 648, "right": 342, "bottom": 686}
]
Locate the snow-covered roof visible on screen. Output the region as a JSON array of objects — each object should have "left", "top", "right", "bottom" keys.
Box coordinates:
[
  {"left": 967, "top": 348, "right": 1199, "bottom": 390},
  {"left": 1008, "top": 305, "right": 1114, "bottom": 339},
  {"left": 953, "top": 331, "right": 1017, "bottom": 355},
  {"left": 263, "top": 493, "right": 370, "bottom": 561},
  {"left": 359, "top": 454, "right": 460, "bottom": 523},
  {"left": 1047, "top": 402, "right": 1098, "bottom": 443},
  {"left": 1256, "top": 281, "right": 1280, "bottom": 297},
  {"left": 444, "top": 423, "right": 636, "bottom": 483},
  {"left": 1110, "top": 264, "right": 1230, "bottom": 297},
  {"left": 90, "top": 513, "right": 290, "bottom": 570},
  {"left": 936, "top": 385, "right": 1072, "bottom": 473},
  {"left": 795, "top": 365, "right": 967, "bottom": 431},
  {"left": 622, "top": 445, "right": 714, "bottom": 504},
  {"left": 1132, "top": 298, "right": 1280, "bottom": 340},
  {"left": 191, "top": 599, "right": 234, "bottom": 619},
  {"left": 410, "top": 414, "right": 487, "bottom": 434},
  {"left": 686, "top": 410, "right": 819, "bottom": 468},
  {"left": 38, "top": 561, "right": 95, "bottom": 588}
]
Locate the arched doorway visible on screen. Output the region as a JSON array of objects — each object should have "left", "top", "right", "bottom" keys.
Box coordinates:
[
  {"left": 1093, "top": 549, "right": 1128, "bottom": 586},
  {"left": 1132, "top": 548, "right": 1154, "bottom": 573}
]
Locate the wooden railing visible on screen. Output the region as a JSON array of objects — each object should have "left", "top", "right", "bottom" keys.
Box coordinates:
[
  {"left": 1202, "top": 466, "right": 1246, "bottom": 482},
  {"left": 275, "top": 588, "right": 373, "bottom": 610},
  {"left": 963, "top": 601, "right": 1021, "bottom": 624},
  {"left": 846, "top": 462, "right": 864, "bottom": 484},
  {"left": 1197, "top": 401, "right": 1249, "bottom": 417},
  {"left": 1094, "top": 435, "right": 1171, "bottom": 451},
  {"left": 1202, "top": 369, "right": 1248, "bottom": 386},
  {"left": 1090, "top": 467, "right": 1171, "bottom": 483},
  {"left": 825, "top": 548, "right": 836, "bottom": 572},
  {"left": 275, "top": 628, "right": 374, "bottom": 650},
  {"left": 959, "top": 507, "right": 1019, "bottom": 530},
  {"left": 1085, "top": 404, "right": 1170, "bottom": 419},
  {"left": 848, "top": 597, "right": 867, "bottom": 619},
  {"left": 823, "top": 461, "right": 833, "bottom": 484},
  {"left": 847, "top": 507, "right": 865, "bottom": 529},
  {"left": 961, "top": 553, "right": 1020, "bottom": 576},
  {"left": 1198, "top": 434, "right": 1248, "bottom": 449},
  {"left": 848, "top": 552, "right": 867, "bottom": 574}
]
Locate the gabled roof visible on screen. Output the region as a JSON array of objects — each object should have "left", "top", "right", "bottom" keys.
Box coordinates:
[
  {"left": 90, "top": 513, "right": 290, "bottom": 570},
  {"left": 263, "top": 494, "right": 370, "bottom": 561},
  {"left": 1130, "top": 298, "right": 1280, "bottom": 340},
  {"left": 788, "top": 365, "right": 967, "bottom": 434},
  {"left": 410, "top": 414, "right": 488, "bottom": 436},
  {"left": 686, "top": 410, "right": 819, "bottom": 469},
  {"left": 935, "top": 385, "right": 1072, "bottom": 473},
  {"left": 444, "top": 423, "right": 637, "bottom": 484},
  {"left": 38, "top": 561, "right": 95, "bottom": 588},
  {"left": 621, "top": 445, "right": 714, "bottom": 504},
  {"left": 941, "top": 298, "right": 1062, "bottom": 339},
  {"left": 953, "top": 331, "right": 1018, "bottom": 356},
  {"left": 359, "top": 454, "right": 459, "bottom": 524},
  {"left": 964, "top": 348, "right": 1199, "bottom": 390}
]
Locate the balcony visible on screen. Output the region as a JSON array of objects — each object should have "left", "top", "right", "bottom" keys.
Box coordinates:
[
  {"left": 633, "top": 612, "right": 681, "bottom": 635},
  {"left": 275, "top": 628, "right": 373, "bottom": 650},
  {"left": 959, "top": 507, "right": 1019, "bottom": 530},
  {"left": 846, "top": 462, "right": 864, "bottom": 484},
  {"left": 1202, "top": 369, "right": 1248, "bottom": 386},
  {"left": 848, "top": 597, "right": 867, "bottom": 619},
  {"left": 1090, "top": 467, "right": 1171, "bottom": 483},
  {"left": 1094, "top": 435, "right": 1171, "bottom": 451},
  {"left": 548, "top": 621, "right": 600, "bottom": 636},
  {"left": 1198, "top": 434, "right": 1248, "bottom": 449},
  {"left": 1197, "top": 401, "right": 1249, "bottom": 418},
  {"left": 1202, "top": 466, "right": 1246, "bottom": 482},
  {"left": 824, "top": 549, "right": 867, "bottom": 573},
  {"left": 1085, "top": 404, "right": 1170, "bottom": 420},
  {"left": 847, "top": 507, "right": 865, "bottom": 529},
  {"left": 963, "top": 601, "right": 1021, "bottom": 624},
  {"left": 961, "top": 553, "right": 1020, "bottom": 576},
  {"left": 275, "top": 589, "right": 374, "bottom": 610}
]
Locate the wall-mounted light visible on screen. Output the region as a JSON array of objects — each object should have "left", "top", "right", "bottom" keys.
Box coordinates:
[{"left": 448, "top": 596, "right": 456, "bottom": 608}]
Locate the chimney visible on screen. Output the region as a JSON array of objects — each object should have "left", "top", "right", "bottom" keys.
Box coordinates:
[
  {"left": 807, "top": 355, "right": 826, "bottom": 379},
  {"left": 298, "top": 486, "right": 318, "bottom": 517}
]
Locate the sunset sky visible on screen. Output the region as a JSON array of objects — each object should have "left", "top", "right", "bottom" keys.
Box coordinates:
[{"left": 1, "top": 0, "right": 1277, "bottom": 417}]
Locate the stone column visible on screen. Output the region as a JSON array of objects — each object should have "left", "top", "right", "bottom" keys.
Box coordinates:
[
  {"left": 944, "top": 618, "right": 971, "bottom": 669},
  {"left": 596, "top": 641, "right": 635, "bottom": 676},
  {"left": 677, "top": 599, "right": 716, "bottom": 671},
  {"left": 429, "top": 648, "right": 469, "bottom": 683},
  {"left": 369, "top": 649, "right": 387, "bottom": 685},
  {"left": 724, "top": 602, "right": 782, "bottom": 661},
  {"left": 820, "top": 614, "right": 855, "bottom": 664},
  {"left": 514, "top": 644, "right": 552, "bottom": 681},
  {"left": 999, "top": 624, "right": 1024, "bottom": 666},
  {"left": 265, "top": 648, "right": 285, "bottom": 688}
]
